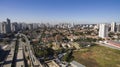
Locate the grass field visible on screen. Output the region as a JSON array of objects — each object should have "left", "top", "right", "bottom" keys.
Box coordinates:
[{"left": 73, "top": 45, "right": 120, "bottom": 67}]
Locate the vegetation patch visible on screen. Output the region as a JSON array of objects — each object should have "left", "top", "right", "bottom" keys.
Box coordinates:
[{"left": 73, "top": 45, "right": 120, "bottom": 67}]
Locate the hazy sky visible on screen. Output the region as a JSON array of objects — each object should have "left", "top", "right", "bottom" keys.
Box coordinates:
[{"left": 0, "top": 0, "right": 120, "bottom": 24}]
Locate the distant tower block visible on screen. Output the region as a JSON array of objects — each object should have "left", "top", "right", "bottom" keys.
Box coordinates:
[
  {"left": 111, "top": 22, "right": 116, "bottom": 32},
  {"left": 99, "top": 24, "right": 108, "bottom": 38}
]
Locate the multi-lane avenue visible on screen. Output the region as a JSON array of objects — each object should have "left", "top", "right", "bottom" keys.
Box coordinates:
[{"left": 20, "top": 33, "right": 43, "bottom": 67}]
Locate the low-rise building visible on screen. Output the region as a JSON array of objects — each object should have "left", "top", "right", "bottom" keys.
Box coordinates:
[{"left": 46, "top": 60, "right": 59, "bottom": 67}]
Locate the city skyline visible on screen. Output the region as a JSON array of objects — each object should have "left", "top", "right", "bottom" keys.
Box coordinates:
[{"left": 0, "top": 0, "right": 120, "bottom": 23}]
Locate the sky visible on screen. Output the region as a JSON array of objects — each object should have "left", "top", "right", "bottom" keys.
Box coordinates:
[{"left": 0, "top": 0, "right": 120, "bottom": 24}]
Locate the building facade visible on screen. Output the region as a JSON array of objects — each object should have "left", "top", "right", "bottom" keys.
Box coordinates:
[
  {"left": 111, "top": 22, "right": 116, "bottom": 32},
  {"left": 99, "top": 24, "right": 108, "bottom": 38},
  {"left": 1, "top": 22, "right": 7, "bottom": 34},
  {"left": 6, "top": 18, "right": 11, "bottom": 33},
  {"left": 11, "top": 22, "right": 19, "bottom": 32},
  {"left": 117, "top": 24, "right": 120, "bottom": 32}
]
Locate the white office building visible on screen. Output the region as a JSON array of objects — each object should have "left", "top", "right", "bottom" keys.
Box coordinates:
[
  {"left": 117, "top": 24, "right": 120, "bottom": 32},
  {"left": 99, "top": 24, "right": 108, "bottom": 38},
  {"left": 0, "top": 23, "right": 2, "bottom": 33},
  {"left": 111, "top": 22, "right": 116, "bottom": 32},
  {"left": 11, "top": 22, "right": 19, "bottom": 32},
  {"left": 1, "top": 22, "right": 7, "bottom": 34}
]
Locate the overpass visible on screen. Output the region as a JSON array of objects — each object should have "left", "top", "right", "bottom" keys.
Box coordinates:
[{"left": 19, "top": 33, "right": 43, "bottom": 67}]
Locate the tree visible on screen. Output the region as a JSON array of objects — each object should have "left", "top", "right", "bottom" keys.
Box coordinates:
[
  {"left": 47, "top": 48, "right": 54, "bottom": 56},
  {"left": 108, "top": 32, "right": 114, "bottom": 37},
  {"left": 116, "top": 33, "right": 120, "bottom": 39},
  {"left": 62, "top": 50, "right": 74, "bottom": 62}
]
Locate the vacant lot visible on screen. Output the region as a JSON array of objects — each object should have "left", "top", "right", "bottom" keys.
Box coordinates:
[{"left": 73, "top": 45, "right": 120, "bottom": 67}]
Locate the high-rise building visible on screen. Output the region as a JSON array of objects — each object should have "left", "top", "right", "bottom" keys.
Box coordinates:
[
  {"left": 99, "top": 24, "right": 108, "bottom": 38},
  {"left": 1, "top": 22, "right": 7, "bottom": 34},
  {"left": 111, "top": 22, "right": 116, "bottom": 32},
  {"left": 28, "top": 24, "right": 33, "bottom": 30},
  {"left": 6, "top": 18, "right": 11, "bottom": 33},
  {"left": 117, "top": 24, "right": 120, "bottom": 32},
  {"left": 0, "top": 22, "right": 3, "bottom": 33},
  {"left": 11, "top": 22, "right": 19, "bottom": 32},
  {"left": 33, "top": 23, "right": 38, "bottom": 29},
  {"left": 18, "top": 23, "right": 27, "bottom": 30}
]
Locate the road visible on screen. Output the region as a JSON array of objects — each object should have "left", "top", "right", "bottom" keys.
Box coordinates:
[
  {"left": 0, "top": 33, "right": 42, "bottom": 67},
  {"left": 20, "top": 33, "right": 43, "bottom": 67},
  {"left": 2, "top": 37, "right": 28, "bottom": 67},
  {"left": 16, "top": 39, "right": 25, "bottom": 67},
  {"left": 95, "top": 42, "right": 120, "bottom": 50},
  {"left": 3, "top": 41, "right": 16, "bottom": 67},
  {"left": 0, "top": 40, "right": 16, "bottom": 67}
]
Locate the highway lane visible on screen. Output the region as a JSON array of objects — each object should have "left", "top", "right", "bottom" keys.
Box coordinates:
[
  {"left": 16, "top": 39, "right": 25, "bottom": 67},
  {"left": 20, "top": 33, "right": 43, "bottom": 67},
  {"left": 95, "top": 42, "right": 120, "bottom": 50}
]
